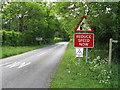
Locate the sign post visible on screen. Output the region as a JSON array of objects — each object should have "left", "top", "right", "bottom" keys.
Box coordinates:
[
  {"left": 108, "top": 38, "right": 118, "bottom": 65},
  {"left": 76, "top": 48, "right": 83, "bottom": 64},
  {"left": 86, "top": 48, "right": 88, "bottom": 63}
]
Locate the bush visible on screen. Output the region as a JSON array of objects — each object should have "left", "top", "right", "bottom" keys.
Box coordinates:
[
  {"left": 1, "top": 30, "right": 22, "bottom": 46},
  {"left": 1, "top": 30, "right": 56, "bottom": 46}
]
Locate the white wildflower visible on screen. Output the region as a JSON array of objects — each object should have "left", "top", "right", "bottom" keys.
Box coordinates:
[
  {"left": 94, "top": 58, "right": 97, "bottom": 61},
  {"left": 109, "top": 70, "right": 111, "bottom": 73},
  {"left": 105, "top": 81, "right": 107, "bottom": 84},
  {"left": 97, "top": 56, "right": 100, "bottom": 60},
  {"left": 106, "top": 79, "right": 109, "bottom": 81},
  {"left": 68, "top": 71, "right": 70, "bottom": 73},
  {"left": 102, "top": 80, "right": 104, "bottom": 83},
  {"left": 93, "top": 61, "right": 96, "bottom": 64},
  {"left": 94, "top": 64, "right": 98, "bottom": 68},
  {"left": 107, "top": 76, "right": 110, "bottom": 78},
  {"left": 103, "top": 70, "right": 107, "bottom": 72}
]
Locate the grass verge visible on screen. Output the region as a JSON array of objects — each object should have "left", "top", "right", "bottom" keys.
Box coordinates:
[
  {"left": 2, "top": 42, "right": 57, "bottom": 58},
  {"left": 51, "top": 42, "right": 119, "bottom": 88}
]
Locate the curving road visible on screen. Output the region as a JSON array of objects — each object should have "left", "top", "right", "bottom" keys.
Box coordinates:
[{"left": 1, "top": 42, "right": 69, "bottom": 88}]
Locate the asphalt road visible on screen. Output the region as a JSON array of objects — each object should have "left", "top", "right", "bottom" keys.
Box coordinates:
[{"left": 1, "top": 42, "right": 69, "bottom": 88}]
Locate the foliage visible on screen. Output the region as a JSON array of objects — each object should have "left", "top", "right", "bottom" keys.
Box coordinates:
[
  {"left": 54, "top": 37, "right": 63, "bottom": 42},
  {"left": 89, "top": 2, "right": 119, "bottom": 63},
  {"left": 51, "top": 42, "right": 118, "bottom": 88},
  {"left": 2, "top": 2, "right": 46, "bottom": 32},
  {"left": 2, "top": 2, "right": 69, "bottom": 46},
  {"left": 1, "top": 30, "right": 22, "bottom": 46},
  {"left": 51, "top": 2, "right": 119, "bottom": 63}
]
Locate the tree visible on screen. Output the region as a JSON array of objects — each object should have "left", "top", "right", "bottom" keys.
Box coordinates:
[
  {"left": 2, "top": 2, "right": 63, "bottom": 45},
  {"left": 51, "top": 2, "right": 119, "bottom": 62}
]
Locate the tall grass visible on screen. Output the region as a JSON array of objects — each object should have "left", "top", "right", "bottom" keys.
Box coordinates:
[{"left": 51, "top": 42, "right": 119, "bottom": 88}]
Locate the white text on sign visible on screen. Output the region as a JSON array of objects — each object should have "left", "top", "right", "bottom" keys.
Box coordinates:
[{"left": 74, "top": 34, "right": 94, "bottom": 48}]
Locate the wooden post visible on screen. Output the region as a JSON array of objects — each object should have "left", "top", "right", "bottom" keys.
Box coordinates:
[
  {"left": 108, "top": 38, "right": 118, "bottom": 65},
  {"left": 108, "top": 38, "right": 112, "bottom": 65}
]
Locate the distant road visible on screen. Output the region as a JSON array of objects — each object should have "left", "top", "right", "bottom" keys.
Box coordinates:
[{"left": 1, "top": 42, "right": 69, "bottom": 88}]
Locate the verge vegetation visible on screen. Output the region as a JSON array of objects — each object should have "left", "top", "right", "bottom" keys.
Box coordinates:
[
  {"left": 1, "top": 38, "right": 63, "bottom": 58},
  {"left": 51, "top": 42, "right": 119, "bottom": 88},
  {"left": 2, "top": 45, "right": 45, "bottom": 58}
]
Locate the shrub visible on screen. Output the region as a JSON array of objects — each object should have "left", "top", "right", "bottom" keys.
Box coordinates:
[{"left": 1, "top": 30, "right": 22, "bottom": 46}]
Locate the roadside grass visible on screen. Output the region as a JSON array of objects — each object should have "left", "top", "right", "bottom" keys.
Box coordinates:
[
  {"left": 51, "top": 42, "right": 119, "bottom": 88},
  {"left": 1, "top": 39, "right": 63, "bottom": 59},
  {"left": 1, "top": 37, "right": 66, "bottom": 59},
  {"left": 2, "top": 45, "right": 47, "bottom": 58}
]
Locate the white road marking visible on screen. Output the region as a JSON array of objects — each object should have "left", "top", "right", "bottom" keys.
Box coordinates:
[
  {"left": 2, "top": 44, "right": 62, "bottom": 69},
  {"left": 6, "top": 62, "right": 17, "bottom": 67},
  {"left": 5, "top": 62, "right": 31, "bottom": 69},
  {"left": 6, "top": 62, "right": 20, "bottom": 68},
  {"left": 0, "top": 63, "right": 10, "bottom": 67},
  {"left": 18, "top": 62, "right": 31, "bottom": 68}
]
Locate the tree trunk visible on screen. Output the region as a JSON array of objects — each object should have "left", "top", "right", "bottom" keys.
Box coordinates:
[{"left": 19, "top": 15, "right": 24, "bottom": 32}]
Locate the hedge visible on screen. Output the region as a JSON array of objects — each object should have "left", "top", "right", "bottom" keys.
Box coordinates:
[{"left": 1, "top": 30, "right": 23, "bottom": 46}]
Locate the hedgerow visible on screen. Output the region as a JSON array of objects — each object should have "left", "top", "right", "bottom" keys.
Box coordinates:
[{"left": 1, "top": 30, "right": 22, "bottom": 46}]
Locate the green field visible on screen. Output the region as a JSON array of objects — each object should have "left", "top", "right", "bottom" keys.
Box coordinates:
[{"left": 51, "top": 42, "right": 119, "bottom": 88}]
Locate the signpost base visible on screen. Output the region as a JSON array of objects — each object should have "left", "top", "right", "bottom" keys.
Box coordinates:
[
  {"left": 86, "top": 48, "right": 88, "bottom": 63},
  {"left": 78, "top": 57, "right": 80, "bottom": 65}
]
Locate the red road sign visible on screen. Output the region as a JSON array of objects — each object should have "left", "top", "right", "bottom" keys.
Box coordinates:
[
  {"left": 74, "top": 16, "right": 94, "bottom": 32},
  {"left": 74, "top": 34, "right": 94, "bottom": 48}
]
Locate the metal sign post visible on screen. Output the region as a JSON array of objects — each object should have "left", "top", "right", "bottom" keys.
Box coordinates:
[
  {"left": 76, "top": 48, "right": 83, "bottom": 64},
  {"left": 86, "top": 48, "right": 88, "bottom": 63},
  {"left": 78, "top": 57, "right": 80, "bottom": 65}
]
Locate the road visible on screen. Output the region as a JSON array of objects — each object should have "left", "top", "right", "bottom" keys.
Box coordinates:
[{"left": 1, "top": 42, "right": 69, "bottom": 88}]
